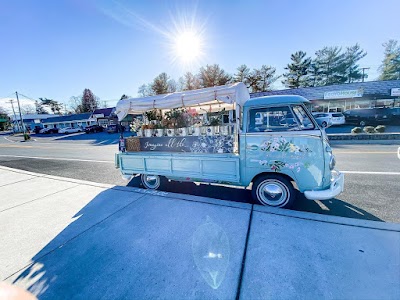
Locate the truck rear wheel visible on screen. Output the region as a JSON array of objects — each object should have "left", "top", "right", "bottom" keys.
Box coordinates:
[
  {"left": 252, "top": 174, "right": 295, "bottom": 208},
  {"left": 140, "top": 174, "right": 162, "bottom": 190}
]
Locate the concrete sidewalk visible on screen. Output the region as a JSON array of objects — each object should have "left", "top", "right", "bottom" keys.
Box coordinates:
[{"left": 1, "top": 166, "right": 399, "bottom": 299}]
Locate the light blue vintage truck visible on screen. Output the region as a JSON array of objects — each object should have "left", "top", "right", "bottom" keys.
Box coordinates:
[{"left": 114, "top": 83, "right": 344, "bottom": 208}]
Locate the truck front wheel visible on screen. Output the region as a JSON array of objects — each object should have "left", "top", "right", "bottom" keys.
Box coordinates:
[
  {"left": 140, "top": 174, "right": 161, "bottom": 190},
  {"left": 252, "top": 175, "right": 295, "bottom": 208}
]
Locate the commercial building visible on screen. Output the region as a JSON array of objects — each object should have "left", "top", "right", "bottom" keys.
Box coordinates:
[
  {"left": 42, "top": 113, "right": 95, "bottom": 130},
  {"left": 251, "top": 80, "right": 400, "bottom": 113},
  {"left": 11, "top": 114, "right": 55, "bottom": 132}
]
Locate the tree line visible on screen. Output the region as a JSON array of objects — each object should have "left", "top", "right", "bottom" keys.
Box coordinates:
[
  {"left": 138, "top": 39, "right": 400, "bottom": 95},
  {"left": 2, "top": 40, "right": 399, "bottom": 117}
]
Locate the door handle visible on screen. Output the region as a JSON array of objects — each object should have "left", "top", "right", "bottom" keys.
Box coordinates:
[{"left": 246, "top": 145, "right": 258, "bottom": 151}]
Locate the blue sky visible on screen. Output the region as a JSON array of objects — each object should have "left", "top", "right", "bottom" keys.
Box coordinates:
[{"left": 0, "top": 0, "right": 399, "bottom": 110}]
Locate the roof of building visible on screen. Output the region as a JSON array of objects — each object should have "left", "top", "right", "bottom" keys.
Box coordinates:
[
  {"left": 244, "top": 95, "right": 309, "bottom": 107},
  {"left": 92, "top": 107, "right": 115, "bottom": 117},
  {"left": 42, "top": 113, "right": 92, "bottom": 123},
  {"left": 11, "top": 114, "right": 57, "bottom": 121},
  {"left": 250, "top": 80, "right": 400, "bottom": 101}
]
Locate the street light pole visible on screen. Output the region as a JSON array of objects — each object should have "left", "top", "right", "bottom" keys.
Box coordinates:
[
  {"left": 15, "top": 91, "right": 26, "bottom": 135},
  {"left": 8, "top": 99, "right": 21, "bottom": 132}
]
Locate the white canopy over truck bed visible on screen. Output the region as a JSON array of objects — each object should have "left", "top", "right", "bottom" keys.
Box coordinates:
[{"left": 115, "top": 82, "right": 250, "bottom": 121}]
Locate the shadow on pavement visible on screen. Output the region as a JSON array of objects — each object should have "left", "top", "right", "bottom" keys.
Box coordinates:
[
  {"left": 127, "top": 177, "right": 383, "bottom": 222},
  {"left": 34, "top": 132, "right": 131, "bottom": 145},
  {"left": 11, "top": 186, "right": 250, "bottom": 299}
]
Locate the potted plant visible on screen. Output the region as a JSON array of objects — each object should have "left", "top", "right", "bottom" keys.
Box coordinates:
[
  {"left": 130, "top": 118, "right": 143, "bottom": 137},
  {"left": 153, "top": 123, "right": 165, "bottom": 137}
]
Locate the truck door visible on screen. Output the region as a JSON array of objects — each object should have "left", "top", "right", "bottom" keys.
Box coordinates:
[{"left": 244, "top": 105, "right": 324, "bottom": 190}]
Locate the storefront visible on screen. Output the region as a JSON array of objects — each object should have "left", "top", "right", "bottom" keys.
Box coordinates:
[{"left": 251, "top": 80, "right": 400, "bottom": 113}]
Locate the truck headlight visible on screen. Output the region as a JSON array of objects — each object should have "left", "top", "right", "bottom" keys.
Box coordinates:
[{"left": 329, "top": 155, "right": 336, "bottom": 170}]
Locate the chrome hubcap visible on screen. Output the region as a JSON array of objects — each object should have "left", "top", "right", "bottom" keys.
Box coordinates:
[
  {"left": 257, "top": 180, "right": 289, "bottom": 207},
  {"left": 141, "top": 174, "right": 160, "bottom": 189}
]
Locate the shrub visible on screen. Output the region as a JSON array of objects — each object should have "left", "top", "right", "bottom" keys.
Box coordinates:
[
  {"left": 363, "top": 126, "right": 375, "bottom": 134},
  {"left": 351, "top": 127, "right": 362, "bottom": 134},
  {"left": 23, "top": 133, "right": 31, "bottom": 141},
  {"left": 375, "top": 125, "right": 386, "bottom": 133}
]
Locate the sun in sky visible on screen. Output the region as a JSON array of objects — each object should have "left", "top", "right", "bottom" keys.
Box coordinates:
[{"left": 173, "top": 30, "right": 203, "bottom": 64}]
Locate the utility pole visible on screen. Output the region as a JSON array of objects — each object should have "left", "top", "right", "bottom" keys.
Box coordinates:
[
  {"left": 8, "top": 99, "right": 21, "bottom": 132},
  {"left": 361, "top": 67, "right": 370, "bottom": 82},
  {"left": 15, "top": 91, "right": 26, "bottom": 135}
]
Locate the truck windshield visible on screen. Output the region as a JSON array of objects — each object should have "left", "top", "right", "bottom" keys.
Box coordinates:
[{"left": 291, "top": 105, "right": 315, "bottom": 130}]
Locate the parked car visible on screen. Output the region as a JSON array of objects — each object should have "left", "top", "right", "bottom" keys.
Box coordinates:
[
  {"left": 343, "top": 108, "right": 392, "bottom": 126},
  {"left": 58, "top": 127, "right": 82, "bottom": 134},
  {"left": 107, "top": 124, "right": 124, "bottom": 133},
  {"left": 85, "top": 125, "right": 104, "bottom": 133},
  {"left": 329, "top": 113, "right": 346, "bottom": 125},
  {"left": 39, "top": 127, "right": 59, "bottom": 134},
  {"left": 312, "top": 113, "right": 332, "bottom": 128},
  {"left": 390, "top": 107, "right": 400, "bottom": 124}
]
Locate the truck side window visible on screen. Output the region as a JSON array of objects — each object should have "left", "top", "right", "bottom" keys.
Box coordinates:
[
  {"left": 292, "top": 105, "right": 315, "bottom": 130},
  {"left": 248, "top": 106, "right": 300, "bottom": 132}
]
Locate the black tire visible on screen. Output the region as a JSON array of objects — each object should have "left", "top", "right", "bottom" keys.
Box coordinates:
[
  {"left": 140, "top": 174, "right": 163, "bottom": 190},
  {"left": 251, "top": 174, "right": 295, "bottom": 208}
]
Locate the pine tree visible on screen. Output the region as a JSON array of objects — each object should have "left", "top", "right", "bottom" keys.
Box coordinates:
[
  {"left": 379, "top": 40, "right": 400, "bottom": 80},
  {"left": 343, "top": 44, "right": 367, "bottom": 83},
  {"left": 233, "top": 64, "right": 250, "bottom": 86},
  {"left": 39, "top": 98, "right": 62, "bottom": 114},
  {"left": 314, "top": 46, "right": 347, "bottom": 85},
  {"left": 35, "top": 100, "right": 47, "bottom": 114},
  {"left": 282, "top": 51, "right": 312, "bottom": 88}
]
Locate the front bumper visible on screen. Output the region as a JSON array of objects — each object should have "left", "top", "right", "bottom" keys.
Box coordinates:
[{"left": 304, "top": 170, "right": 344, "bottom": 201}]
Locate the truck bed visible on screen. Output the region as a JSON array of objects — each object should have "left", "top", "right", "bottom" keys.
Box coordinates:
[{"left": 116, "top": 152, "right": 241, "bottom": 183}]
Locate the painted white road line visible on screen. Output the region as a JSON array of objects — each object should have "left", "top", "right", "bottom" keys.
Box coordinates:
[
  {"left": 341, "top": 171, "right": 400, "bottom": 175},
  {"left": 0, "top": 154, "right": 113, "bottom": 164}
]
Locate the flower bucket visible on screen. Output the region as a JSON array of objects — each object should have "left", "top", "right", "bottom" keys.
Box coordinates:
[
  {"left": 166, "top": 129, "right": 175, "bottom": 137},
  {"left": 154, "top": 129, "right": 164, "bottom": 137},
  {"left": 189, "top": 127, "right": 200, "bottom": 136},
  {"left": 144, "top": 129, "right": 153, "bottom": 137},
  {"left": 176, "top": 127, "right": 188, "bottom": 136},
  {"left": 136, "top": 129, "right": 143, "bottom": 137},
  {"left": 200, "top": 126, "right": 208, "bottom": 136},
  {"left": 206, "top": 127, "right": 214, "bottom": 136}
]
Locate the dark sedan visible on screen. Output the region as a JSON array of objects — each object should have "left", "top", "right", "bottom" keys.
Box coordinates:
[{"left": 85, "top": 125, "right": 104, "bottom": 133}]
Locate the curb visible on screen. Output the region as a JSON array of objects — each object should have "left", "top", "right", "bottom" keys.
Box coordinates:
[
  {"left": 328, "top": 133, "right": 400, "bottom": 141},
  {"left": 1, "top": 165, "right": 399, "bottom": 232}
]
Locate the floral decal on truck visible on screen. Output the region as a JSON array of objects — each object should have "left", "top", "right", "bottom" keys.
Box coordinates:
[
  {"left": 260, "top": 138, "right": 312, "bottom": 153},
  {"left": 254, "top": 138, "right": 312, "bottom": 173}
]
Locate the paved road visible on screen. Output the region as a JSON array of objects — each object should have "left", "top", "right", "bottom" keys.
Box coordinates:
[{"left": 1, "top": 132, "right": 399, "bottom": 223}]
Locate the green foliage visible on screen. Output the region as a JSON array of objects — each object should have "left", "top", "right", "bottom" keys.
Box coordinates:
[
  {"left": 351, "top": 127, "right": 362, "bottom": 134},
  {"left": 35, "top": 100, "right": 47, "bottom": 114},
  {"left": 282, "top": 51, "right": 312, "bottom": 88},
  {"left": 233, "top": 64, "right": 251, "bottom": 86},
  {"left": 379, "top": 40, "right": 400, "bottom": 80},
  {"left": 151, "top": 73, "right": 170, "bottom": 95},
  {"left": 375, "top": 125, "right": 386, "bottom": 133},
  {"left": 39, "top": 98, "right": 62, "bottom": 114},
  {"left": 313, "top": 46, "right": 347, "bottom": 86},
  {"left": 23, "top": 133, "right": 30, "bottom": 140},
  {"left": 363, "top": 126, "right": 375, "bottom": 133},
  {"left": 343, "top": 44, "right": 367, "bottom": 83},
  {"left": 144, "top": 109, "right": 161, "bottom": 122},
  {"left": 165, "top": 108, "right": 188, "bottom": 128}
]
